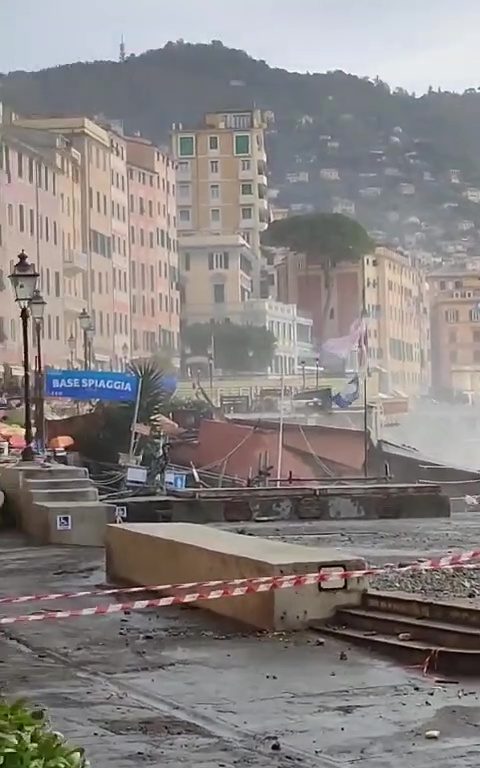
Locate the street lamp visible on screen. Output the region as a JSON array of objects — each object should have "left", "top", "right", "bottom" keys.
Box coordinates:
[
  {"left": 29, "top": 288, "right": 46, "bottom": 453},
  {"left": 300, "top": 360, "right": 306, "bottom": 390},
  {"left": 78, "top": 308, "right": 93, "bottom": 370},
  {"left": 121, "top": 342, "right": 129, "bottom": 371},
  {"left": 67, "top": 334, "right": 76, "bottom": 369},
  {"left": 9, "top": 250, "right": 39, "bottom": 461},
  {"left": 315, "top": 357, "right": 320, "bottom": 389}
]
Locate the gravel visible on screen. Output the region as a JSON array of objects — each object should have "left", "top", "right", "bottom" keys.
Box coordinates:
[{"left": 372, "top": 568, "right": 480, "bottom": 601}]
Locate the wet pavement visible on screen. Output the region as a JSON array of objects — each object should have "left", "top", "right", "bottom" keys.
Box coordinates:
[{"left": 2, "top": 513, "right": 480, "bottom": 766}]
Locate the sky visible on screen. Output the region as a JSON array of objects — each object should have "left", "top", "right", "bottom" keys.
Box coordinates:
[{"left": 2, "top": 0, "right": 480, "bottom": 93}]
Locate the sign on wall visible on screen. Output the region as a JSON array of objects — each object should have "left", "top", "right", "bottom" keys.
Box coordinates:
[{"left": 45, "top": 370, "right": 139, "bottom": 403}]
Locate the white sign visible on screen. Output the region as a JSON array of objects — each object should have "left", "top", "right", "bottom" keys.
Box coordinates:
[
  {"left": 115, "top": 505, "right": 127, "bottom": 523},
  {"left": 56, "top": 514, "right": 72, "bottom": 531},
  {"left": 126, "top": 466, "right": 148, "bottom": 485}
]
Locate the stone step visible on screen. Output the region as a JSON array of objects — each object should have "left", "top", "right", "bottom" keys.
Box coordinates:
[
  {"left": 335, "top": 607, "right": 480, "bottom": 650},
  {"left": 19, "top": 466, "right": 89, "bottom": 481},
  {"left": 28, "top": 487, "right": 99, "bottom": 503},
  {"left": 24, "top": 477, "right": 94, "bottom": 491}
]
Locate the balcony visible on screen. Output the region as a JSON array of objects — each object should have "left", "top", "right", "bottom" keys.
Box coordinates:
[
  {"left": 63, "top": 249, "right": 88, "bottom": 276},
  {"left": 257, "top": 160, "right": 268, "bottom": 185},
  {"left": 64, "top": 294, "right": 86, "bottom": 316},
  {"left": 259, "top": 206, "right": 270, "bottom": 224}
]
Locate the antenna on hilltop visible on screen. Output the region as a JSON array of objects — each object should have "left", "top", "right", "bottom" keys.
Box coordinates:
[{"left": 119, "top": 36, "right": 126, "bottom": 63}]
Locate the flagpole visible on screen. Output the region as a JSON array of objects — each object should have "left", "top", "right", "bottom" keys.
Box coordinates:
[
  {"left": 276, "top": 371, "right": 285, "bottom": 487},
  {"left": 361, "top": 255, "right": 368, "bottom": 479}
]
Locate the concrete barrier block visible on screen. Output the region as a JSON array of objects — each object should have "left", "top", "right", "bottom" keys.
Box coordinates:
[{"left": 105, "top": 523, "right": 367, "bottom": 630}]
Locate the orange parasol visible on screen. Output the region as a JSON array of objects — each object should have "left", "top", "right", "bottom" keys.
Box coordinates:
[{"left": 49, "top": 435, "right": 74, "bottom": 450}]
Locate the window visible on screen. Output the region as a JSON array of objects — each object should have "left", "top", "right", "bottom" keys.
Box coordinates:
[
  {"left": 241, "top": 159, "right": 251, "bottom": 172},
  {"left": 241, "top": 182, "right": 253, "bottom": 195},
  {"left": 29, "top": 208, "right": 34, "bottom": 236},
  {"left": 179, "top": 208, "right": 191, "bottom": 223},
  {"left": 210, "top": 184, "right": 220, "bottom": 200},
  {"left": 96, "top": 191, "right": 101, "bottom": 212},
  {"left": 158, "top": 293, "right": 163, "bottom": 311},
  {"left": 178, "top": 135, "right": 195, "bottom": 157},
  {"left": 208, "top": 251, "right": 229, "bottom": 269},
  {"left": 214, "top": 284, "right": 225, "bottom": 303},
  {"left": 209, "top": 135, "right": 219, "bottom": 151},
  {"left": 89, "top": 187, "right": 93, "bottom": 209},
  {"left": 7, "top": 204, "right": 13, "bottom": 226},
  {"left": 103, "top": 194, "right": 107, "bottom": 216},
  {"left": 53, "top": 221, "right": 57, "bottom": 246},
  {"left": 210, "top": 160, "right": 219, "bottom": 174},
  {"left": 54, "top": 271, "right": 60, "bottom": 297},
  {"left": 148, "top": 199, "right": 153, "bottom": 217},
  {"left": 98, "top": 273, "right": 103, "bottom": 294},
  {"left": 184, "top": 252, "right": 191, "bottom": 271},
  {"left": 17, "top": 152, "right": 23, "bottom": 178},
  {"left": 45, "top": 216, "right": 49, "bottom": 242},
  {"left": 234, "top": 134, "right": 251, "bottom": 155},
  {"left": 140, "top": 229, "right": 145, "bottom": 247},
  {"left": 470, "top": 309, "right": 480, "bottom": 322},
  {"left": 141, "top": 263, "right": 146, "bottom": 289},
  {"left": 149, "top": 231, "right": 154, "bottom": 248},
  {"left": 28, "top": 158, "right": 34, "bottom": 183},
  {"left": 241, "top": 206, "right": 253, "bottom": 220},
  {"left": 150, "top": 265, "right": 154, "bottom": 289},
  {"left": 178, "top": 182, "right": 190, "bottom": 200},
  {"left": 18, "top": 205, "right": 25, "bottom": 233},
  {"left": 139, "top": 197, "right": 145, "bottom": 215},
  {"left": 210, "top": 208, "right": 220, "bottom": 223}
]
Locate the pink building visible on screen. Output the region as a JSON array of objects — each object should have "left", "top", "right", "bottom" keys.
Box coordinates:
[
  {"left": 0, "top": 126, "right": 70, "bottom": 371},
  {"left": 126, "top": 137, "right": 179, "bottom": 361}
]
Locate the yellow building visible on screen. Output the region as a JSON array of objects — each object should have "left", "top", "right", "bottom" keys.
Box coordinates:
[
  {"left": 428, "top": 263, "right": 480, "bottom": 396},
  {"left": 172, "top": 109, "right": 269, "bottom": 297},
  {"left": 364, "top": 247, "right": 430, "bottom": 395},
  {"left": 179, "top": 233, "right": 256, "bottom": 324}
]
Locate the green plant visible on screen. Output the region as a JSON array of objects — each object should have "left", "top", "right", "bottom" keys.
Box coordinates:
[{"left": 0, "top": 698, "right": 88, "bottom": 767}]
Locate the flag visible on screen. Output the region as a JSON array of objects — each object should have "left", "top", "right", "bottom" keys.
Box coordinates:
[
  {"left": 321, "top": 318, "right": 363, "bottom": 359},
  {"left": 358, "top": 320, "right": 368, "bottom": 370},
  {"left": 332, "top": 375, "right": 360, "bottom": 409}
]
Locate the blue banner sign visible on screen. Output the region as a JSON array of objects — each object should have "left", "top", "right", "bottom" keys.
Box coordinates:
[{"left": 45, "top": 370, "right": 139, "bottom": 402}]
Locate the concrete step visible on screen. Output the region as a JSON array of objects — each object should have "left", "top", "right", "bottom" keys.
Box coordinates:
[
  {"left": 28, "top": 487, "right": 99, "bottom": 503},
  {"left": 24, "top": 477, "right": 94, "bottom": 491},
  {"left": 19, "top": 466, "right": 89, "bottom": 481},
  {"left": 310, "top": 623, "right": 480, "bottom": 676},
  {"left": 365, "top": 590, "right": 480, "bottom": 629},
  {"left": 33, "top": 501, "right": 116, "bottom": 546},
  {"left": 335, "top": 607, "right": 480, "bottom": 650}
]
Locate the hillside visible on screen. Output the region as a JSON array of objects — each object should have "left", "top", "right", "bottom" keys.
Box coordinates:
[{"left": 3, "top": 40, "right": 480, "bottom": 258}]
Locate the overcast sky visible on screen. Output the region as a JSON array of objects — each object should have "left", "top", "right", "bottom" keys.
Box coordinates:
[{"left": 2, "top": 0, "right": 480, "bottom": 93}]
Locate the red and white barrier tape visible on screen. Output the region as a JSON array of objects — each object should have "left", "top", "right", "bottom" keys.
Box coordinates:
[
  {"left": 0, "top": 548, "right": 479, "bottom": 626},
  {"left": 0, "top": 547, "right": 478, "bottom": 608}
]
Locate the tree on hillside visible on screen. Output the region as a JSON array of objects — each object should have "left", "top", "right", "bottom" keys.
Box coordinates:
[
  {"left": 183, "top": 322, "right": 275, "bottom": 373},
  {"left": 263, "top": 213, "right": 373, "bottom": 338}
]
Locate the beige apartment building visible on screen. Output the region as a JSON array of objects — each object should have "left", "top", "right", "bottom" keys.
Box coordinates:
[
  {"left": 172, "top": 109, "right": 269, "bottom": 297},
  {"left": 179, "top": 233, "right": 257, "bottom": 324},
  {"left": 364, "top": 247, "right": 430, "bottom": 395},
  {"left": 13, "top": 116, "right": 119, "bottom": 368},
  {"left": 0, "top": 121, "right": 78, "bottom": 370},
  {"left": 109, "top": 129, "right": 130, "bottom": 368},
  {"left": 428, "top": 263, "right": 480, "bottom": 396},
  {"left": 127, "top": 136, "right": 180, "bottom": 360}
]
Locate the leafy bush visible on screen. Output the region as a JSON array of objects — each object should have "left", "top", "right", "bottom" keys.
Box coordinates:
[{"left": 0, "top": 699, "right": 88, "bottom": 767}]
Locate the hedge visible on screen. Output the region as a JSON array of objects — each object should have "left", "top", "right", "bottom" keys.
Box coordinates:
[{"left": 0, "top": 699, "right": 89, "bottom": 767}]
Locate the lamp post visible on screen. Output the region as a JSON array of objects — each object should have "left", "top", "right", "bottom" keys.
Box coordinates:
[
  {"left": 315, "top": 357, "right": 320, "bottom": 389},
  {"left": 9, "top": 250, "right": 39, "bottom": 461},
  {"left": 67, "top": 333, "right": 76, "bottom": 369},
  {"left": 121, "top": 342, "right": 129, "bottom": 372},
  {"left": 79, "top": 308, "right": 93, "bottom": 370},
  {"left": 300, "top": 360, "right": 306, "bottom": 390},
  {"left": 29, "top": 288, "right": 46, "bottom": 453}
]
